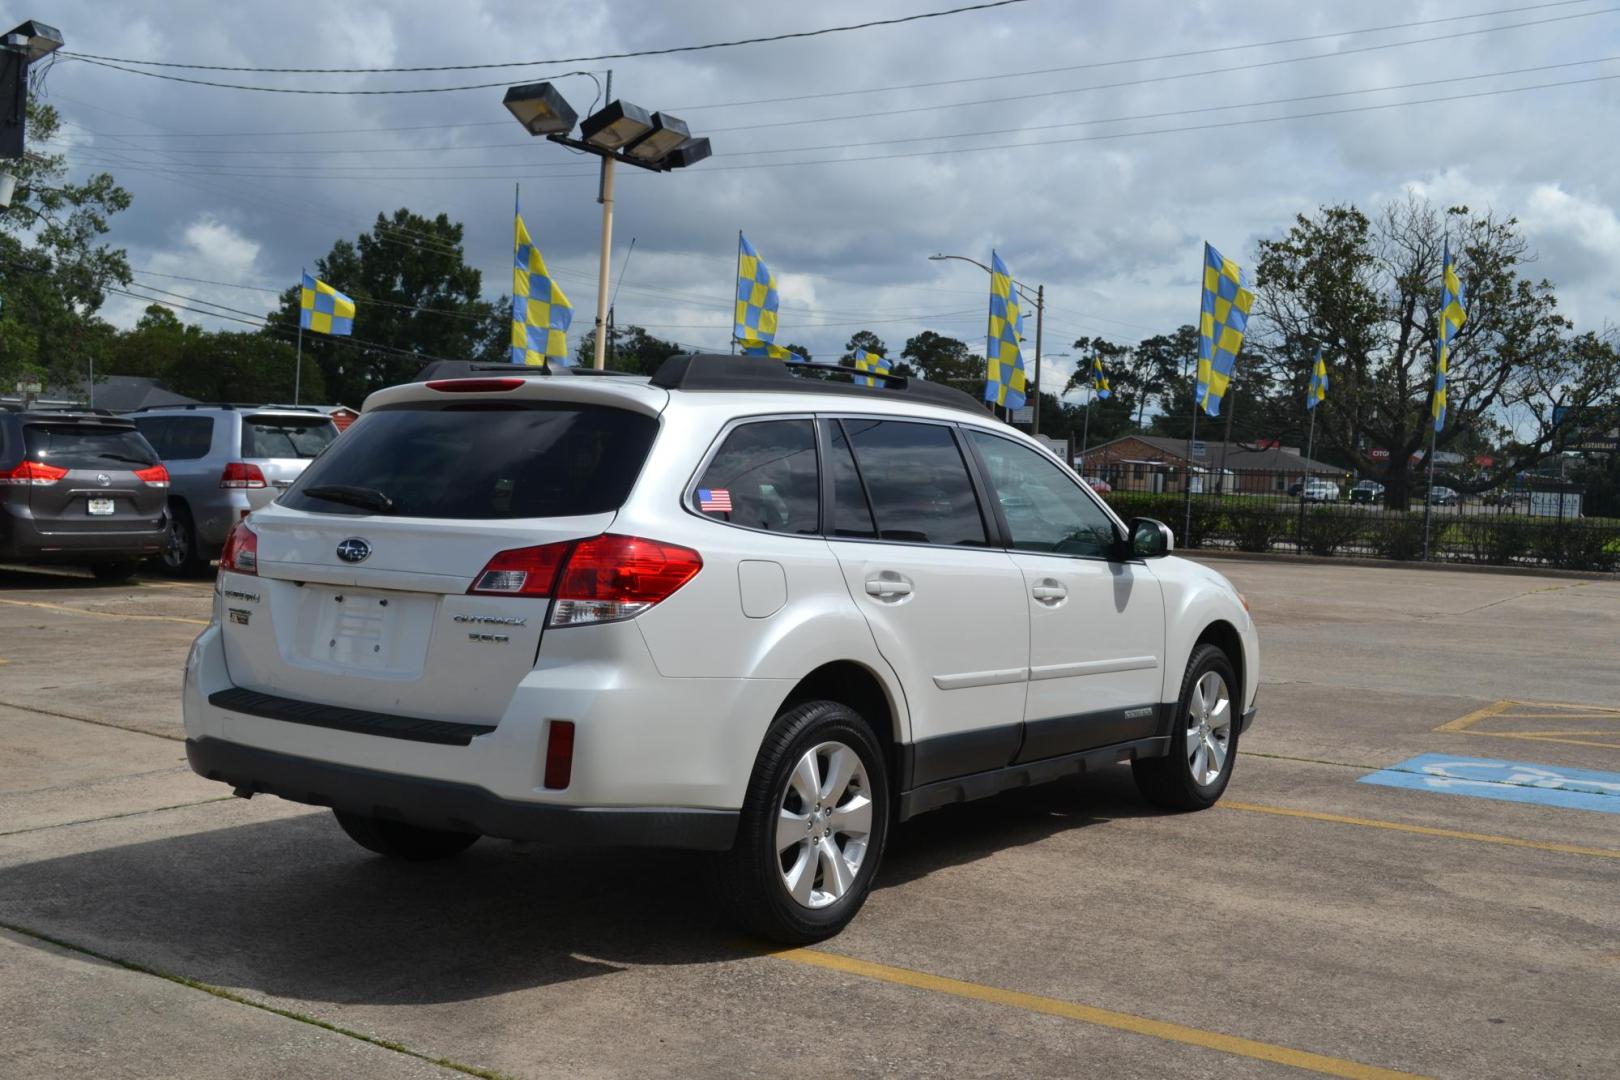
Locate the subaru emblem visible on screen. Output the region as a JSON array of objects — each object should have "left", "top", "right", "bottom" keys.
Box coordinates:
[
  {"left": 96, "top": 473, "right": 112, "bottom": 487},
  {"left": 336, "top": 537, "right": 371, "bottom": 563}
]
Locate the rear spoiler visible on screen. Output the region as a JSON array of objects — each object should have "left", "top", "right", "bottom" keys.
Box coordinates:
[{"left": 412, "top": 360, "right": 638, "bottom": 382}]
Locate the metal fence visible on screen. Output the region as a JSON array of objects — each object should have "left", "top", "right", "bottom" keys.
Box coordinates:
[{"left": 1088, "top": 466, "right": 1619, "bottom": 572}]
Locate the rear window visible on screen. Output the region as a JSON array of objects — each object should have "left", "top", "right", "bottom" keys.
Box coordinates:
[
  {"left": 282, "top": 403, "right": 658, "bottom": 519},
  {"left": 241, "top": 415, "right": 338, "bottom": 459},
  {"left": 23, "top": 424, "right": 159, "bottom": 469}
]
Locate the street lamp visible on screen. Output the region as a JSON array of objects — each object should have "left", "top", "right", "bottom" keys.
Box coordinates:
[
  {"left": 504, "top": 80, "right": 711, "bottom": 370},
  {"left": 2, "top": 19, "right": 63, "bottom": 169},
  {"left": 929, "top": 253, "right": 1046, "bottom": 435}
]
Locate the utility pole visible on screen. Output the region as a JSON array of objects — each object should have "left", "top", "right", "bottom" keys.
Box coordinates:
[{"left": 1031, "top": 284, "right": 1044, "bottom": 436}]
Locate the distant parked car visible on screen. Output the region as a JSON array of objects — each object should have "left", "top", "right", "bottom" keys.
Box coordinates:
[
  {"left": 1427, "top": 485, "right": 1459, "bottom": 507},
  {"left": 1287, "top": 479, "right": 1304, "bottom": 497},
  {"left": 131, "top": 404, "right": 339, "bottom": 575},
  {"left": 1350, "top": 480, "right": 1385, "bottom": 504},
  {"left": 0, "top": 407, "right": 170, "bottom": 581},
  {"left": 1301, "top": 478, "right": 1340, "bottom": 503},
  {"left": 1083, "top": 475, "right": 1112, "bottom": 494}
]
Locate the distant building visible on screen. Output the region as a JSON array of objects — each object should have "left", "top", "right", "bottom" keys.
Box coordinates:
[
  {"left": 0, "top": 376, "right": 198, "bottom": 413},
  {"left": 322, "top": 405, "right": 360, "bottom": 431},
  {"left": 1077, "top": 434, "right": 1343, "bottom": 494}
]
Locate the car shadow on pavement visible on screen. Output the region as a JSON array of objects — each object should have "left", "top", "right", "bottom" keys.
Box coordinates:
[{"left": 0, "top": 766, "right": 1165, "bottom": 1006}]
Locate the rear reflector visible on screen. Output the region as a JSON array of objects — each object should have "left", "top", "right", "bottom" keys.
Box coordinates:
[
  {"left": 220, "top": 462, "right": 267, "bottom": 489},
  {"left": 0, "top": 460, "right": 69, "bottom": 486},
  {"left": 219, "top": 521, "right": 258, "bottom": 575},
  {"left": 135, "top": 463, "right": 170, "bottom": 488},
  {"left": 426, "top": 378, "right": 526, "bottom": 393},
  {"left": 543, "top": 720, "right": 575, "bottom": 790}
]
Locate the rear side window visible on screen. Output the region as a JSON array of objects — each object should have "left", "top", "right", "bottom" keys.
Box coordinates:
[
  {"left": 22, "top": 425, "right": 159, "bottom": 469},
  {"left": 692, "top": 419, "right": 819, "bottom": 535},
  {"left": 283, "top": 403, "right": 657, "bottom": 519},
  {"left": 842, "top": 419, "right": 987, "bottom": 546},
  {"left": 165, "top": 417, "right": 214, "bottom": 460},
  {"left": 241, "top": 415, "right": 337, "bottom": 460},
  {"left": 827, "top": 422, "right": 876, "bottom": 539}
]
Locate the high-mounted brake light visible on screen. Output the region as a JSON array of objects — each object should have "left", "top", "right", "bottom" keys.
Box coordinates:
[
  {"left": 426, "top": 378, "right": 526, "bottom": 393},
  {"left": 219, "top": 462, "right": 267, "bottom": 489},
  {"left": 135, "top": 463, "right": 170, "bottom": 488},
  {"left": 465, "top": 534, "right": 702, "bottom": 627},
  {"left": 0, "top": 460, "right": 69, "bottom": 486},
  {"left": 219, "top": 521, "right": 258, "bottom": 575}
]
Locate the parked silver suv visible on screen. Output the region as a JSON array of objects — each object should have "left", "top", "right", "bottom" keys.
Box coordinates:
[{"left": 131, "top": 405, "right": 338, "bottom": 574}]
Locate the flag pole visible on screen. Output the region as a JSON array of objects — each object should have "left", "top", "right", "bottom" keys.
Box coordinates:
[
  {"left": 1184, "top": 359, "right": 1199, "bottom": 542},
  {"left": 1081, "top": 385, "right": 1093, "bottom": 462},
  {"left": 1421, "top": 424, "right": 1438, "bottom": 560},
  {"left": 294, "top": 267, "right": 304, "bottom": 405},
  {"left": 1298, "top": 400, "right": 1316, "bottom": 550},
  {"left": 731, "top": 230, "right": 741, "bottom": 355}
]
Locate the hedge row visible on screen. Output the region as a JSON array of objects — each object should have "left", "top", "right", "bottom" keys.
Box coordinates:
[{"left": 1102, "top": 494, "right": 1620, "bottom": 572}]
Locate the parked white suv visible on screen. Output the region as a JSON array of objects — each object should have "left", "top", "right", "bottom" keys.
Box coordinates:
[{"left": 183, "top": 356, "right": 1258, "bottom": 942}]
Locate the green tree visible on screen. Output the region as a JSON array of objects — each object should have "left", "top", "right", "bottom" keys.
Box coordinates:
[
  {"left": 0, "top": 102, "right": 131, "bottom": 387},
  {"left": 575, "top": 324, "right": 691, "bottom": 374},
  {"left": 900, "top": 331, "right": 980, "bottom": 390},
  {"left": 840, "top": 330, "right": 887, "bottom": 367},
  {"left": 267, "top": 209, "right": 499, "bottom": 404},
  {"left": 1063, "top": 336, "right": 1138, "bottom": 446},
  {"left": 1253, "top": 196, "right": 1620, "bottom": 508}
]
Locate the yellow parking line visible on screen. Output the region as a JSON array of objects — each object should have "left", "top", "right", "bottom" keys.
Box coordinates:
[
  {"left": 1222, "top": 801, "right": 1620, "bottom": 860},
  {"left": 773, "top": 948, "right": 1425, "bottom": 1079},
  {"left": 0, "top": 597, "right": 209, "bottom": 626},
  {"left": 1433, "top": 700, "right": 1513, "bottom": 733}
]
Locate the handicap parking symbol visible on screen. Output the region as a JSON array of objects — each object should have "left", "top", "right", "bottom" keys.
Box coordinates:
[{"left": 1360, "top": 753, "right": 1620, "bottom": 814}]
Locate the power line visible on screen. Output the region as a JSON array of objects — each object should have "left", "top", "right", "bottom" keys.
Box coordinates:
[
  {"left": 56, "top": 1, "right": 1027, "bottom": 77},
  {"left": 668, "top": 0, "right": 1609, "bottom": 111},
  {"left": 704, "top": 5, "right": 1620, "bottom": 134},
  {"left": 127, "top": 272, "right": 494, "bottom": 323}
]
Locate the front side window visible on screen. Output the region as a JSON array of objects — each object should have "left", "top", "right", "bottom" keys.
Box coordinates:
[
  {"left": 842, "top": 419, "right": 986, "bottom": 547},
  {"left": 968, "top": 430, "right": 1118, "bottom": 557},
  {"left": 692, "top": 419, "right": 819, "bottom": 535}
]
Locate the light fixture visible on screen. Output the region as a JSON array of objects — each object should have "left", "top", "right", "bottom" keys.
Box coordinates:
[
  {"left": 662, "top": 137, "right": 712, "bottom": 171},
  {"left": 0, "top": 169, "right": 15, "bottom": 208},
  {"left": 624, "top": 112, "right": 691, "bottom": 164},
  {"left": 580, "top": 100, "right": 653, "bottom": 152},
  {"left": 502, "top": 82, "right": 578, "bottom": 137},
  {"left": 3, "top": 20, "right": 63, "bottom": 63}
]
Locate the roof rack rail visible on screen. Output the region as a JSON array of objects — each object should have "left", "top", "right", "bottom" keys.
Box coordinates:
[
  {"left": 412, "top": 359, "right": 638, "bottom": 382},
  {"left": 649, "top": 354, "right": 986, "bottom": 416}
]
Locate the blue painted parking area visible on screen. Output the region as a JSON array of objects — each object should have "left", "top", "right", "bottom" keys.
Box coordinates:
[{"left": 1360, "top": 753, "right": 1620, "bottom": 814}]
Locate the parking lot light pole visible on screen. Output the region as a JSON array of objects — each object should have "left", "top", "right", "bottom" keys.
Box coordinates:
[
  {"left": 504, "top": 80, "right": 711, "bottom": 369},
  {"left": 929, "top": 253, "right": 1044, "bottom": 435}
]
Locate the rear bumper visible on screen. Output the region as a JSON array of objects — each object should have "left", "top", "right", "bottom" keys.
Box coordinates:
[
  {"left": 186, "top": 736, "right": 738, "bottom": 849},
  {"left": 0, "top": 506, "right": 168, "bottom": 560}
]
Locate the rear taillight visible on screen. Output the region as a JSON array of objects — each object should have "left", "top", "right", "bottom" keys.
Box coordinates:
[
  {"left": 135, "top": 463, "right": 170, "bottom": 488},
  {"left": 219, "top": 462, "right": 267, "bottom": 489},
  {"left": 465, "top": 534, "right": 702, "bottom": 627},
  {"left": 549, "top": 535, "right": 702, "bottom": 627},
  {"left": 0, "top": 460, "right": 69, "bottom": 486},
  {"left": 467, "top": 542, "right": 571, "bottom": 597},
  {"left": 219, "top": 521, "right": 258, "bottom": 575}
]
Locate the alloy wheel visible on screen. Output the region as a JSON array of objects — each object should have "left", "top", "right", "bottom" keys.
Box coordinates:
[
  {"left": 775, "top": 740, "right": 873, "bottom": 909},
  {"left": 1185, "top": 670, "right": 1232, "bottom": 786}
]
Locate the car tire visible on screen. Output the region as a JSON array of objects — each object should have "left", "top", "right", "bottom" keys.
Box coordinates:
[
  {"left": 90, "top": 561, "right": 141, "bottom": 584},
  {"left": 332, "top": 810, "right": 480, "bottom": 861},
  {"left": 712, "top": 700, "right": 890, "bottom": 945},
  {"left": 1132, "top": 643, "right": 1240, "bottom": 811},
  {"left": 158, "top": 505, "right": 205, "bottom": 577}
]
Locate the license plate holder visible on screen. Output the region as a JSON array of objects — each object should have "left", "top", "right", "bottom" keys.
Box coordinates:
[{"left": 87, "top": 497, "right": 115, "bottom": 516}]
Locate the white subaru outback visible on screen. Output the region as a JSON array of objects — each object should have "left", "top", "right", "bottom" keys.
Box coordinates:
[{"left": 183, "top": 354, "right": 1257, "bottom": 943}]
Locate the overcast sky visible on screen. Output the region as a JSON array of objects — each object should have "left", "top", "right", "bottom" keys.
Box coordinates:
[{"left": 30, "top": 0, "right": 1620, "bottom": 397}]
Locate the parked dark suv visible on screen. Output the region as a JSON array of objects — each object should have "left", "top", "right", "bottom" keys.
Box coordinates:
[{"left": 0, "top": 408, "right": 171, "bottom": 581}]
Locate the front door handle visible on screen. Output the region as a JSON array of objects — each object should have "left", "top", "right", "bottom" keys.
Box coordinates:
[
  {"left": 1032, "top": 581, "right": 1067, "bottom": 603},
  {"left": 865, "top": 576, "right": 913, "bottom": 599}
]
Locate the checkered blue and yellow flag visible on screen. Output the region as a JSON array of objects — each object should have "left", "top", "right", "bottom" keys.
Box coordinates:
[
  {"left": 1092, "top": 354, "right": 1112, "bottom": 400},
  {"left": 299, "top": 273, "right": 355, "bottom": 336},
  {"left": 1432, "top": 241, "right": 1466, "bottom": 432},
  {"left": 512, "top": 194, "right": 572, "bottom": 366},
  {"left": 984, "top": 251, "right": 1027, "bottom": 410},
  {"left": 734, "top": 233, "right": 780, "bottom": 351},
  {"left": 854, "top": 350, "right": 890, "bottom": 388},
  {"left": 742, "top": 342, "right": 800, "bottom": 361},
  {"left": 1197, "top": 242, "right": 1254, "bottom": 417},
  {"left": 1306, "top": 346, "right": 1328, "bottom": 410}
]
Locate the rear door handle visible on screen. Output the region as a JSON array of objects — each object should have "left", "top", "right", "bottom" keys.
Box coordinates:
[
  {"left": 1032, "top": 582, "right": 1067, "bottom": 603},
  {"left": 865, "top": 576, "right": 913, "bottom": 599}
]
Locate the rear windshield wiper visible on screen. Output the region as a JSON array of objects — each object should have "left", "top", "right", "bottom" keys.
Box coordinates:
[
  {"left": 96, "top": 452, "right": 156, "bottom": 466},
  {"left": 302, "top": 484, "right": 394, "bottom": 514}
]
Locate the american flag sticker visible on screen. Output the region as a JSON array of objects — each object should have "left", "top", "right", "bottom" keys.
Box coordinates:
[{"left": 697, "top": 488, "right": 733, "bottom": 513}]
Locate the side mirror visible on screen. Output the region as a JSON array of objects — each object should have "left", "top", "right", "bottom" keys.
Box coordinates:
[{"left": 1126, "top": 517, "right": 1174, "bottom": 559}]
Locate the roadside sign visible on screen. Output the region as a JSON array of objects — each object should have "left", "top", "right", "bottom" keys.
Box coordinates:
[
  {"left": 1011, "top": 406, "right": 1034, "bottom": 424},
  {"left": 1190, "top": 440, "right": 1207, "bottom": 458}
]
